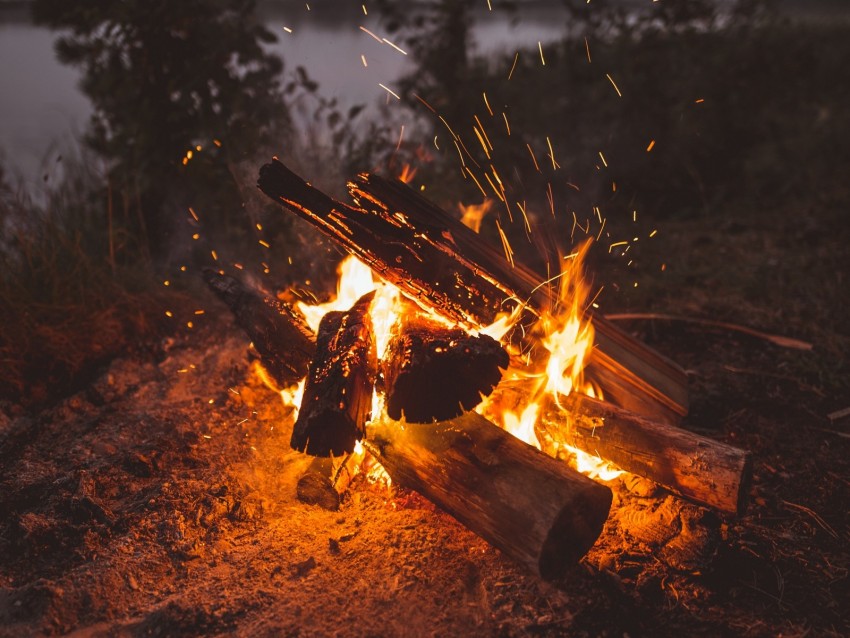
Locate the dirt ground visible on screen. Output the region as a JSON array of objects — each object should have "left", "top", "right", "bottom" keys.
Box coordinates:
[{"left": 1, "top": 197, "right": 849, "bottom": 637}]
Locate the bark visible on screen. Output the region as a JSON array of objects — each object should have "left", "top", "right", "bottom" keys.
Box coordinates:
[
  {"left": 291, "top": 292, "right": 376, "bottom": 457},
  {"left": 382, "top": 312, "right": 509, "bottom": 423},
  {"left": 365, "top": 411, "right": 612, "bottom": 581},
  {"left": 536, "top": 393, "right": 752, "bottom": 516},
  {"left": 203, "top": 268, "right": 314, "bottom": 386}
]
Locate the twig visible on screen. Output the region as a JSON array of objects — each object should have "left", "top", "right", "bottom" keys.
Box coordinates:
[
  {"left": 604, "top": 313, "right": 812, "bottom": 351},
  {"left": 781, "top": 500, "right": 839, "bottom": 539}
]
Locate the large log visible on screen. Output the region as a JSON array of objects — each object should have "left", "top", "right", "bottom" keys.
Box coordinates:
[
  {"left": 257, "top": 159, "right": 688, "bottom": 424},
  {"left": 365, "top": 411, "right": 613, "bottom": 581},
  {"left": 382, "top": 310, "right": 509, "bottom": 423},
  {"left": 203, "top": 268, "right": 314, "bottom": 386},
  {"left": 291, "top": 292, "right": 376, "bottom": 457},
  {"left": 535, "top": 393, "right": 751, "bottom": 516}
]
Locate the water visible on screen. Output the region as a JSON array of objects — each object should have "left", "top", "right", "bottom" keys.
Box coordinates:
[{"left": 0, "top": 0, "right": 846, "bottom": 191}]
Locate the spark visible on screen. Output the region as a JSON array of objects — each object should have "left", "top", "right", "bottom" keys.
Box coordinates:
[
  {"left": 476, "top": 115, "right": 493, "bottom": 150},
  {"left": 606, "top": 73, "right": 623, "bottom": 97},
  {"left": 584, "top": 37, "right": 591, "bottom": 63},
  {"left": 526, "top": 143, "right": 541, "bottom": 173},
  {"left": 234, "top": 263, "right": 243, "bottom": 270},
  {"left": 259, "top": 240, "right": 270, "bottom": 248},
  {"left": 646, "top": 139, "right": 656, "bottom": 152},
  {"left": 473, "top": 127, "right": 491, "bottom": 159},
  {"left": 211, "top": 250, "right": 218, "bottom": 260},
  {"left": 502, "top": 112, "right": 511, "bottom": 135},
  {"left": 486, "top": 0, "right": 492, "bottom": 9},
  {"left": 192, "top": 233, "right": 199, "bottom": 240},
  {"left": 361, "top": 54, "right": 367, "bottom": 67},
  {"left": 538, "top": 41, "right": 545, "bottom": 65},
  {"left": 165, "top": 310, "right": 173, "bottom": 317},
  {"left": 378, "top": 83, "right": 400, "bottom": 100},
  {"left": 484, "top": 173, "right": 503, "bottom": 201},
  {"left": 649, "top": 229, "right": 658, "bottom": 237},
  {"left": 256, "top": 223, "right": 263, "bottom": 231},
  {"left": 633, "top": 210, "right": 637, "bottom": 222},
  {"left": 516, "top": 201, "right": 532, "bottom": 233},
  {"left": 495, "top": 219, "right": 515, "bottom": 267},
  {"left": 382, "top": 38, "right": 407, "bottom": 55},
  {"left": 464, "top": 167, "right": 487, "bottom": 198},
  {"left": 282, "top": 26, "right": 293, "bottom": 33},
  {"left": 213, "top": 139, "right": 222, "bottom": 147},
  {"left": 598, "top": 151, "right": 608, "bottom": 167},
  {"left": 547, "top": 182, "right": 555, "bottom": 217},
  {"left": 596, "top": 218, "right": 607, "bottom": 241},
  {"left": 695, "top": 98, "right": 705, "bottom": 103},
  {"left": 229, "top": 387, "right": 240, "bottom": 395},
  {"left": 188, "top": 207, "right": 199, "bottom": 221},
  {"left": 362, "top": 3, "right": 367, "bottom": 15},
  {"left": 453, "top": 139, "right": 466, "bottom": 166},
  {"left": 395, "top": 124, "right": 405, "bottom": 152},
  {"left": 546, "top": 136, "right": 557, "bottom": 170},
  {"left": 187, "top": 322, "right": 194, "bottom": 329},
  {"left": 482, "top": 92, "right": 493, "bottom": 116},
  {"left": 508, "top": 52, "right": 519, "bottom": 80},
  {"left": 433, "top": 135, "right": 439, "bottom": 150},
  {"left": 194, "top": 310, "right": 205, "bottom": 315},
  {"left": 415, "top": 93, "right": 437, "bottom": 114},
  {"left": 608, "top": 241, "right": 627, "bottom": 253},
  {"left": 359, "top": 26, "right": 382, "bottom": 43}
]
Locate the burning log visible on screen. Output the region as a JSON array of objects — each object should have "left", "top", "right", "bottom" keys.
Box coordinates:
[
  {"left": 365, "top": 411, "right": 613, "bottom": 581},
  {"left": 291, "top": 293, "right": 376, "bottom": 457},
  {"left": 203, "top": 268, "right": 314, "bottom": 386},
  {"left": 257, "top": 159, "right": 689, "bottom": 424},
  {"left": 536, "top": 393, "right": 752, "bottom": 516},
  {"left": 382, "top": 309, "right": 509, "bottom": 423}
]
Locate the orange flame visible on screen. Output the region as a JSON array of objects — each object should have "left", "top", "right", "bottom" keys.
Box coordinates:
[{"left": 458, "top": 199, "right": 494, "bottom": 234}]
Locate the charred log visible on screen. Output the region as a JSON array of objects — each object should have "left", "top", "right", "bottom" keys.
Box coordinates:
[
  {"left": 382, "top": 312, "right": 509, "bottom": 423},
  {"left": 536, "top": 393, "right": 751, "bottom": 516},
  {"left": 365, "top": 411, "right": 612, "bottom": 581},
  {"left": 257, "top": 159, "right": 688, "bottom": 424},
  {"left": 203, "top": 268, "right": 314, "bottom": 386},
  {"left": 291, "top": 293, "right": 376, "bottom": 457}
]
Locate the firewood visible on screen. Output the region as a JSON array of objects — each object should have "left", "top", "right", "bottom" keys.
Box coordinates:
[
  {"left": 203, "top": 268, "right": 314, "bottom": 386},
  {"left": 296, "top": 454, "right": 360, "bottom": 510},
  {"left": 257, "top": 159, "right": 688, "bottom": 424},
  {"left": 365, "top": 411, "right": 612, "bottom": 581},
  {"left": 291, "top": 293, "right": 376, "bottom": 457},
  {"left": 535, "top": 393, "right": 751, "bottom": 516},
  {"left": 382, "top": 311, "right": 509, "bottom": 423}
]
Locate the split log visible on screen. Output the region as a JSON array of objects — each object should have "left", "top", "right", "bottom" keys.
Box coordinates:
[
  {"left": 382, "top": 311, "right": 509, "bottom": 423},
  {"left": 536, "top": 393, "right": 751, "bottom": 516},
  {"left": 365, "top": 411, "right": 612, "bottom": 581},
  {"left": 291, "top": 293, "right": 376, "bottom": 457},
  {"left": 257, "top": 159, "right": 688, "bottom": 424},
  {"left": 203, "top": 268, "right": 314, "bottom": 387}
]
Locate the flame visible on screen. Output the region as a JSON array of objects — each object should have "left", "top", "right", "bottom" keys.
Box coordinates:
[
  {"left": 296, "top": 255, "right": 376, "bottom": 332},
  {"left": 480, "top": 239, "right": 624, "bottom": 481},
  {"left": 398, "top": 164, "right": 417, "bottom": 184},
  {"left": 458, "top": 199, "right": 494, "bottom": 233}
]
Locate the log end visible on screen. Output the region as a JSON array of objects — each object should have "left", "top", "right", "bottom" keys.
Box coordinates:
[{"left": 538, "top": 482, "right": 613, "bottom": 580}]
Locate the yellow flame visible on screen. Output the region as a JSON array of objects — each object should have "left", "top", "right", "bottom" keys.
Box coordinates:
[
  {"left": 296, "top": 255, "right": 377, "bottom": 332},
  {"left": 458, "top": 199, "right": 494, "bottom": 234},
  {"left": 502, "top": 403, "right": 540, "bottom": 449},
  {"left": 398, "top": 164, "right": 417, "bottom": 184}
]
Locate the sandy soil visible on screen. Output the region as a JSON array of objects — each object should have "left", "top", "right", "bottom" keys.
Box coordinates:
[{"left": 1, "top": 298, "right": 847, "bottom": 638}]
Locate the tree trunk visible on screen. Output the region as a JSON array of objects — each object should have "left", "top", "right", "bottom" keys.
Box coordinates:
[{"left": 365, "top": 411, "right": 612, "bottom": 581}]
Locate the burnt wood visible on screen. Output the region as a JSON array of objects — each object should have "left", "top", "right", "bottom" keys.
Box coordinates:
[
  {"left": 382, "top": 311, "right": 509, "bottom": 423},
  {"left": 257, "top": 159, "right": 688, "bottom": 423},
  {"left": 365, "top": 411, "right": 612, "bottom": 580},
  {"left": 536, "top": 393, "right": 751, "bottom": 516},
  {"left": 296, "top": 454, "right": 360, "bottom": 510},
  {"left": 203, "top": 268, "right": 314, "bottom": 386},
  {"left": 291, "top": 292, "right": 376, "bottom": 457}
]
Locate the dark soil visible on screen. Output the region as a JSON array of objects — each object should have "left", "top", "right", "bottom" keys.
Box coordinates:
[{"left": 1, "top": 194, "right": 848, "bottom": 637}]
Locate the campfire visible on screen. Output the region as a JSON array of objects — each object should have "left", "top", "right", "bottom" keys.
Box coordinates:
[{"left": 204, "top": 158, "right": 751, "bottom": 582}]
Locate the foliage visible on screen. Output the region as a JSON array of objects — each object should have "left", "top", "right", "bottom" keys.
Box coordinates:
[{"left": 31, "top": 0, "right": 292, "bottom": 256}]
